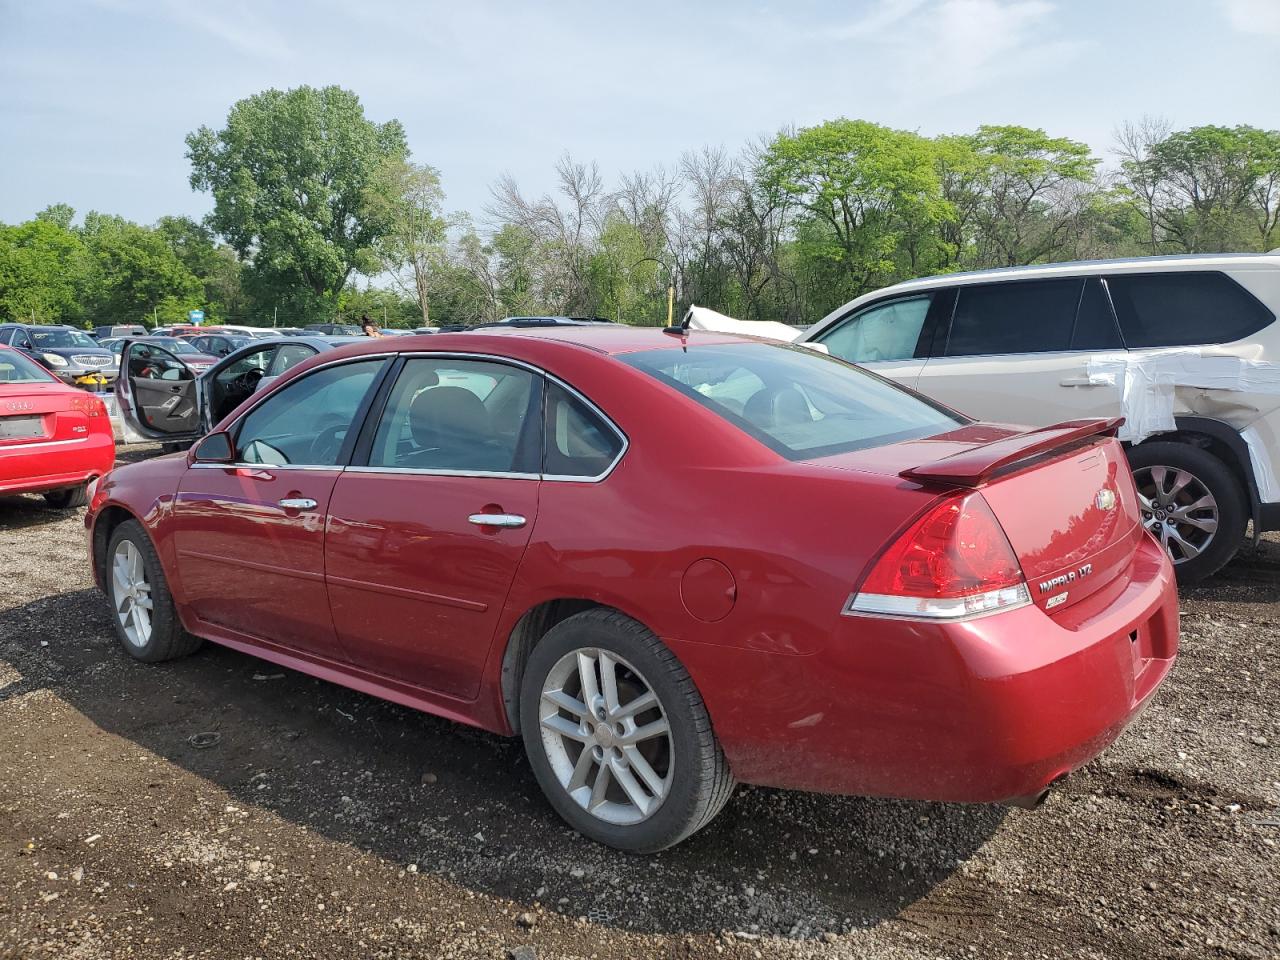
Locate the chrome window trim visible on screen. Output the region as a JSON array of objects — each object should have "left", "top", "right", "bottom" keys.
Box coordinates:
[
  {"left": 210, "top": 349, "right": 629, "bottom": 483},
  {"left": 345, "top": 465, "right": 541, "bottom": 481},
  {"left": 190, "top": 462, "right": 343, "bottom": 472},
  {"left": 376, "top": 351, "right": 630, "bottom": 484}
]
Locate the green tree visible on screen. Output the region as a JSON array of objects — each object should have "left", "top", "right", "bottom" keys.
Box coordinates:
[
  {"left": 944, "top": 125, "right": 1099, "bottom": 268},
  {"left": 0, "top": 215, "right": 89, "bottom": 324},
  {"left": 761, "top": 119, "right": 951, "bottom": 304},
  {"left": 368, "top": 160, "right": 448, "bottom": 325},
  {"left": 1116, "top": 123, "right": 1280, "bottom": 252},
  {"left": 79, "top": 213, "right": 204, "bottom": 324},
  {"left": 156, "top": 216, "right": 247, "bottom": 322},
  {"left": 186, "top": 85, "right": 409, "bottom": 320}
]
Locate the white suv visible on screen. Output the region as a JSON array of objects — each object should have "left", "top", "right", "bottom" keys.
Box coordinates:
[{"left": 801, "top": 252, "right": 1280, "bottom": 582}]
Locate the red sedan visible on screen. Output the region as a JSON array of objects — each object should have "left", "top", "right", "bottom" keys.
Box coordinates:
[
  {"left": 1, "top": 345, "right": 114, "bottom": 508},
  {"left": 84, "top": 328, "right": 1177, "bottom": 851}
]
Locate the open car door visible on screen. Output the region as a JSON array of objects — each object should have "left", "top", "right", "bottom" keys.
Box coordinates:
[{"left": 115, "top": 340, "right": 204, "bottom": 443}]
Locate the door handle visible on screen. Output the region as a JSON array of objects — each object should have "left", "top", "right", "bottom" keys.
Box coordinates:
[
  {"left": 468, "top": 513, "right": 526, "bottom": 528},
  {"left": 278, "top": 498, "right": 318, "bottom": 510}
]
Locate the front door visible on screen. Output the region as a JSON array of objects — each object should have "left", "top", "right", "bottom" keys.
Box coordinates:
[
  {"left": 325, "top": 356, "right": 543, "bottom": 699},
  {"left": 171, "top": 357, "right": 387, "bottom": 660},
  {"left": 117, "top": 342, "right": 202, "bottom": 441}
]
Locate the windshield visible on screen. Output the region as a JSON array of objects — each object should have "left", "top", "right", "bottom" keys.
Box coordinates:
[
  {"left": 623, "top": 341, "right": 963, "bottom": 460},
  {"left": 30, "top": 328, "right": 97, "bottom": 349},
  {"left": 0, "top": 348, "right": 54, "bottom": 383}
]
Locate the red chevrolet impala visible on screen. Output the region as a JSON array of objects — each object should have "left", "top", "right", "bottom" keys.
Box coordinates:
[
  {"left": 1, "top": 345, "right": 114, "bottom": 508},
  {"left": 85, "top": 327, "right": 1177, "bottom": 851}
]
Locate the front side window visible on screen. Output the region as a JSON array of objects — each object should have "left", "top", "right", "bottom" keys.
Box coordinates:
[
  {"left": 236, "top": 359, "right": 383, "bottom": 466},
  {"left": 818, "top": 294, "right": 932, "bottom": 364},
  {"left": 544, "top": 382, "right": 624, "bottom": 478},
  {"left": 947, "top": 279, "right": 1082, "bottom": 356},
  {"left": 624, "top": 342, "right": 962, "bottom": 460},
  {"left": 367, "top": 358, "right": 539, "bottom": 473},
  {"left": 1106, "top": 271, "right": 1274, "bottom": 348}
]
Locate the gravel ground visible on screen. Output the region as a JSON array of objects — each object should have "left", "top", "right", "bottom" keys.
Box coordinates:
[{"left": 0, "top": 446, "right": 1277, "bottom": 959}]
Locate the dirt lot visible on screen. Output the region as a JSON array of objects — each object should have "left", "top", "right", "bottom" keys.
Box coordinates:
[{"left": 1, "top": 447, "right": 1277, "bottom": 960}]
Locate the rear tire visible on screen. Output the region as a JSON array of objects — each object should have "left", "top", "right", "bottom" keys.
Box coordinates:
[
  {"left": 1127, "top": 441, "right": 1246, "bottom": 584},
  {"left": 105, "top": 519, "right": 203, "bottom": 663},
  {"left": 520, "top": 608, "right": 734, "bottom": 852},
  {"left": 43, "top": 484, "right": 88, "bottom": 509}
]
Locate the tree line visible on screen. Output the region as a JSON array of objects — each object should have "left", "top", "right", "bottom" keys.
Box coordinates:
[{"left": 2, "top": 86, "right": 1277, "bottom": 330}]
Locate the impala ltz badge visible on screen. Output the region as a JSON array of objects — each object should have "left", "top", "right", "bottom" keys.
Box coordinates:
[
  {"left": 1096, "top": 488, "right": 1117, "bottom": 511},
  {"left": 1039, "top": 563, "right": 1094, "bottom": 594}
]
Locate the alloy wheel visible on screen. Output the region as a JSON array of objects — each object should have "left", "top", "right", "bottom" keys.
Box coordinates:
[
  {"left": 111, "top": 539, "right": 153, "bottom": 648},
  {"left": 538, "top": 648, "right": 673, "bottom": 825},
  {"left": 1133, "top": 464, "right": 1219, "bottom": 564}
]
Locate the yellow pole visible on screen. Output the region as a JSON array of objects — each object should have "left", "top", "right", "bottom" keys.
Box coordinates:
[{"left": 666, "top": 282, "right": 674, "bottom": 328}]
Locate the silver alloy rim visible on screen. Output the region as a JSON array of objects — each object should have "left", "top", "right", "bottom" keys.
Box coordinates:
[
  {"left": 111, "top": 540, "right": 153, "bottom": 648},
  {"left": 1133, "top": 465, "right": 1219, "bottom": 564},
  {"left": 538, "top": 648, "right": 673, "bottom": 826}
]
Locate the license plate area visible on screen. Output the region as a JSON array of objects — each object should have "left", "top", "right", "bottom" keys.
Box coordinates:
[
  {"left": 1129, "top": 624, "right": 1155, "bottom": 678},
  {"left": 0, "top": 415, "right": 46, "bottom": 440}
]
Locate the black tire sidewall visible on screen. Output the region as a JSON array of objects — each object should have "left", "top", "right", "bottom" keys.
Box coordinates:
[
  {"left": 1127, "top": 441, "right": 1246, "bottom": 583},
  {"left": 519, "top": 612, "right": 713, "bottom": 853}
]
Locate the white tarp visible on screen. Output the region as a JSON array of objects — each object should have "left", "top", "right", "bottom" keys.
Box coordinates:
[
  {"left": 682, "top": 305, "right": 801, "bottom": 343},
  {"left": 1085, "top": 349, "right": 1280, "bottom": 443}
]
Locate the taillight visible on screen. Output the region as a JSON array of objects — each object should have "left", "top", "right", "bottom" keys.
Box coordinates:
[
  {"left": 848, "top": 492, "right": 1031, "bottom": 620},
  {"left": 70, "top": 395, "right": 106, "bottom": 417}
]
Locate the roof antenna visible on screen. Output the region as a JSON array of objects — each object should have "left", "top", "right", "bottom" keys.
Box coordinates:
[{"left": 663, "top": 305, "right": 692, "bottom": 337}]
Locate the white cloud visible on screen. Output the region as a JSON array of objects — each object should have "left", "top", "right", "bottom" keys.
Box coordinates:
[{"left": 1221, "top": 0, "right": 1280, "bottom": 36}]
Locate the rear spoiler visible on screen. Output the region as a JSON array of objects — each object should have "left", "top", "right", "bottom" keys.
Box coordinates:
[{"left": 901, "top": 418, "right": 1124, "bottom": 487}]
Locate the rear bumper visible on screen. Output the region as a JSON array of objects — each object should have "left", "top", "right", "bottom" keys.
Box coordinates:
[
  {"left": 0, "top": 434, "right": 115, "bottom": 496},
  {"left": 672, "top": 534, "right": 1178, "bottom": 803}
]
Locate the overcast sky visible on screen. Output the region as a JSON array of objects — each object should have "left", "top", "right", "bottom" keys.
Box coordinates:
[{"left": 2, "top": 0, "right": 1278, "bottom": 230}]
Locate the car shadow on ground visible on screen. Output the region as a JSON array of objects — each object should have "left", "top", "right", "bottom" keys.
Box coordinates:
[
  {"left": 0, "top": 587, "right": 1005, "bottom": 938},
  {"left": 0, "top": 496, "right": 81, "bottom": 531}
]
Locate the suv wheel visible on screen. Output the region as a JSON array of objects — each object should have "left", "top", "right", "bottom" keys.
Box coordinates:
[
  {"left": 520, "top": 609, "right": 734, "bottom": 852},
  {"left": 1127, "top": 441, "right": 1246, "bottom": 583}
]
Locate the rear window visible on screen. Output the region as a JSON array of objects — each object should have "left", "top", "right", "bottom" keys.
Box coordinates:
[
  {"left": 1105, "top": 271, "right": 1273, "bottom": 348},
  {"left": 623, "top": 342, "right": 963, "bottom": 460},
  {"left": 0, "top": 349, "right": 53, "bottom": 383}
]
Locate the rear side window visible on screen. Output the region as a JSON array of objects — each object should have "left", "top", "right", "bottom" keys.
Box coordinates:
[
  {"left": 1105, "top": 271, "right": 1274, "bottom": 348},
  {"left": 946, "top": 279, "right": 1080, "bottom": 356},
  {"left": 624, "top": 342, "right": 962, "bottom": 460},
  {"left": 543, "top": 382, "right": 624, "bottom": 478},
  {"left": 817, "top": 294, "right": 932, "bottom": 363}
]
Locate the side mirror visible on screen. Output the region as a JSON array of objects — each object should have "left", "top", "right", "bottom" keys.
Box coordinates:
[{"left": 193, "top": 431, "right": 234, "bottom": 463}]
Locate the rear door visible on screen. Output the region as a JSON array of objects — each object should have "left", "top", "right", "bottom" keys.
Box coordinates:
[
  {"left": 116, "top": 341, "right": 202, "bottom": 442},
  {"left": 916, "top": 277, "right": 1126, "bottom": 425},
  {"left": 808, "top": 292, "right": 939, "bottom": 389},
  {"left": 324, "top": 355, "right": 543, "bottom": 699}
]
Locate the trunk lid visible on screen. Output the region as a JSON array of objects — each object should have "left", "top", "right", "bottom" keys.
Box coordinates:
[
  {"left": 810, "top": 419, "right": 1144, "bottom": 615},
  {"left": 0, "top": 382, "right": 99, "bottom": 447}
]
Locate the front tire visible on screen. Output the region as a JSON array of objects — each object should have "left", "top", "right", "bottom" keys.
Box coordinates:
[
  {"left": 520, "top": 609, "right": 734, "bottom": 852},
  {"left": 1127, "top": 441, "right": 1246, "bottom": 584},
  {"left": 106, "top": 520, "right": 203, "bottom": 662}
]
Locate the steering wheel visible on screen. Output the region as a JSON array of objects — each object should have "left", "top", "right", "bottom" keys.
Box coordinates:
[{"left": 308, "top": 423, "right": 347, "bottom": 463}]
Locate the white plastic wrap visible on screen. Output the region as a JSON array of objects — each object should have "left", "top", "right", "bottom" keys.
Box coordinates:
[
  {"left": 1085, "top": 349, "right": 1280, "bottom": 443},
  {"left": 682, "top": 306, "right": 801, "bottom": 343}
]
